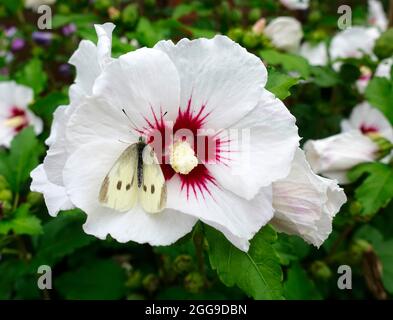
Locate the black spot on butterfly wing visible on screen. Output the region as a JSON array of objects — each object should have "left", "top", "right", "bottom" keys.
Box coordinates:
[
  {"left": 151, "top": 185, "right": 155, "bottom": 194},
  {"left": 116, "top": 181, "right": 122, "bottom": 190}
]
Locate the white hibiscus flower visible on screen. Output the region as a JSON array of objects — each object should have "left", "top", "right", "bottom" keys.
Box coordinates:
[
  {"left": 0, "top": 81, "right": 43, "bottom": 148},
  {"left": 341, "top": 102, "right": 393, "bottom": 142},
  {"left": 299, "top": 42, "right": 328, "bottom": 66},
  {"left": 271, "top": 148, "right": 346, "bottom": 247},
  {"left": 368, "top": 0, "right": 388, "bottom": 31},
  {"left": 329, "top": 27, "right": 380, "bottom": 70},
  {"left": 30, "top": 23, "right": 115, "bottom": 216},
  {"left": 39, "top": 34, "right": 301, "bottom": 251},
  {"left": 264, "top": 17, "right": 303, "bottom": 52},
  {"left": 304, "top": 131, "right": 379, "bottom": 183},
  {"left": 280, "top": 0, "right": 309, "bottom": 10}
]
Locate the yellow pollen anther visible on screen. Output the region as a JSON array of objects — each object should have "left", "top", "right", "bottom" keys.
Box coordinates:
[
  {"left": 4, "top": 116, "right": 25, "bottom": 128},
  {"left": 169, "top": 140, "right": 198, "bottom": 175}
]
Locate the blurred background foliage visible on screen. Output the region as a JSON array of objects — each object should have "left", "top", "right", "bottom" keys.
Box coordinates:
[{"left": 0, "top": 0, "right": 393, "bottom": 300}]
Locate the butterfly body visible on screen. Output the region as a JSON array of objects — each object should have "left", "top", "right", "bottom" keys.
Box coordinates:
[{"left": 99, "top": 138, "right": 166, "bottom": 213}]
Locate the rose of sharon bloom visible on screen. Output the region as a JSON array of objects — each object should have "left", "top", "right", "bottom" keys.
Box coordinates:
[
  {"left": 341, "top": 102, "right": 393, "bottom": 142},
  {"left": 329, "top": 27, "right": 380, "bottom": 70},
  {"left": 0, "top": 81, "right": 43, "bottom": 147},
  {"left": 304, "top": 131, "right": 379, "bottom": 184},
  {"left": 368, "top": 0, "right": 388, "bottom": 31},
  {"left": 299, "top": 42, "right": 328, "bottom": 66},
  {"left": 271, "top": 149, "right": 346, "bottom": 247},
  {"left": 25, "top": 0, "right": 56, "bottom": 10},
  {"left": 31, "top": 23, "right": 115, "bottom": 216},
  {"left": 280, "top": 0, "right": 309, "bottom": 10},
  {"left": 264, "top": 17, "right": 303, "bottom": 52},
  {"left": 34, "top": 34, "right": 300, "bottom": 251}
]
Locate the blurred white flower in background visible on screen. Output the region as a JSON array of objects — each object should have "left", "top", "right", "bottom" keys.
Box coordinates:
[
  {"left": 368, "top": 0, "right": 388, "bottom": 31},
  {"left": 264, "top": 17, "right": 303, "bottom": 52},
  {"left": 280, "top": 0, "right": 309, "bottom": 10},
  {"left": 341, "top": 102, "right": 393, "bottom": 142},
  {"left": 305, "top": 102, "right": 393, "bottom": 184},
  {"left": 0, "top": 81, "right": 43, "bottom": 148},
  {"left": 304, "top": 131, "right": 379, "bottom": 183},
  {"left": 299, "top": 42, "right": 328, "bottom": 66},
  {"left": 272, "top": 148, "right": 346, "bottom": 247},
  {"left": 329, "top": 27, "right": 380, "bottom": 70}
]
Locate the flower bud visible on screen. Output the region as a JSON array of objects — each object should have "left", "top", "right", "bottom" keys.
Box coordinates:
[
  {"left": 367, "top": 133, "right": 393, "bottom": 160},
  {"left": 374, "top": 29, "right": 393, "bottom": 60},
  {"left": 310, "top": 260, "right": 332, "bottom": 280},
  {"left": 184, "top": 272, "right": 204, "bottom": 294},
  {"left": 0, "top": 190, "right": 12, "bottom": 203},
  {"left": 126, "top": 270, "right": 143, "bottom": 290},
  {"left": 26, "top": 191, "right": 43, "bottom": 207},
  {"left": 142, "top": 273, "right": 159, "bottom": 293},
  {"left": 173, "top": 255, "right": 193, "bottom": 274},
  {"left": 350, "top": 239, "right": 372, "bottom": 262}
]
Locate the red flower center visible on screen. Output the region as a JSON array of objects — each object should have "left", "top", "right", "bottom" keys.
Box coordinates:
[
  {"left": 8, "top": 107, "right": 28, "bottom": 132},
  {"left": 360, "top": 124, "right": 378, "bottom": 134},
  {"left": 139, "top": 98, "right": 230, "bottom": 199}
]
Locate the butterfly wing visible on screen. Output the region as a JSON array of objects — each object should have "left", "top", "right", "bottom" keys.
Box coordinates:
[
  {"left": 139, "top": 144, "right": 167, "bottom": 213},
  {"left": 99, "top": 144, "right": 139, "bottom": 212}
]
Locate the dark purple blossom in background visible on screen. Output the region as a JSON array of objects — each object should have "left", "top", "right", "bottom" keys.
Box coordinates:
[
  {"left": 5, "top": 26, "right": 17, "bottom": 38},
  {"left": 32, "top": 31, "right": 53, "bottom": 45},
  {"left": 11, "top": 38, "right": 25, "bottom": 51},
  {"left": 62, "top": 23, "right": 77, "bottom": 36}
]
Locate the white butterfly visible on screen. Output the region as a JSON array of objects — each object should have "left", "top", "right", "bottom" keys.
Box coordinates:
[{"left": 98, "top": 138, "right": 167, "bottom": 213}]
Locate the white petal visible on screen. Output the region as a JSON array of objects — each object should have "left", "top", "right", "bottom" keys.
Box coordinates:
[
  {"left": 154, "top": 35, "right": 268, "bottom": 129},
  {"left": 93, "top": 47, "right": 181, "bottom": 128},
  {"left": 26, "top": 110, "right": 43, "bottom": 135},
  {"left": 43, "top": 105, "right": 75, "bottom": 186},
  {"left": 65, "top": 96, "right": 136, "bottom": 154},
  {"left": 206, "top": 89, "right": 300, "bottom": 200},
  {"left": 0, "top": 125, "right": 15, "bottom": 148},
  {"left": 0, "top": 81, "right": 33, "bottom": 114},
  {"left": 69, "top": 23, "right": 115, "bottom": 104},
  {"left": 330, "top": 27, "right": 380, "bottom": 64},
  {"left": 304, "top": 131, "right": 378, "bottom": 184},
  {"left": 271, "top": 148, "right": 346, "bottom": 247},
  {"left": 63, "top": 141, "right": 197, "bottom": 245},
  {"left": 368, "top": 0, "right": 388, "bottom": 31},
  {"left": 375, "top": 58, "right": 393, "bottom": 78},
  {"left": 340, "top": 102, "right": 393, "bottom": 142},
  {"left": 30, "top": 164, "right": 74, "bottom": 217},
  {"left": 299, "top": 42, "right": 328, "bottom": 66},
  {"left": 166, "top": 176, "right": 274, "bottom": 252},
  {"left": 264, "top": 17, "right": 303, "bottom": 52}
]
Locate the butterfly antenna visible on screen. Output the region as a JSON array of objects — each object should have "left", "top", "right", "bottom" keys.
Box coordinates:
[{"left": 122, "top": 108, "right": 138, "bottom": 130}]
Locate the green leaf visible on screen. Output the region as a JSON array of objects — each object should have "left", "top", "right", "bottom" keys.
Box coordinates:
[
  {"left": 2, "top": 0, "right": 22, "bottom": 14},
  {"left": 266, "top": 69, "right": 298, "bottom": 100},
  {"left": 0, "top": 260, "right": 27, "bottom": 299},
  {"left": 348, "top": 163, "right": 393, "bottom": 216},
  {"left": 52, "top": 13, "right": 99, "bottom": 28},
  {"left": 30, "top": 92, "right": 68, "bottom": 124},
  {"left": 205, "top": 225, "right": 283, "bottom": 299},
  {"left": 0, "top": 127, "right": 43, "bottom": 193},
  {"left": 310, "top": 66, "right": 340, "bottom": 87},
  {"left": 273, "top": 234, "right": 311, "bottom": 266},
  {"left": 260, "top": 49, "right": 310, "bottom": 78},
  {"left": 374, "top": 239, "right": 393, "bottom": 294},
  {"left": 31, "top": 211, "right": 95, "bottom": 269},
  {"left": 284, "top": 263, "right": 322, "bottom": 300},
  {"left": 15, "top": 59, "right": 47, "bottom": 95},
  {"left": 365, "top": 77, "right": 393, "bottom": 125},
  {"left": 0, "top": 204, "right": 42, "bottom": 235},
  {"left": 56, "top": 259, "right": 126, "bottom": 299}
]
